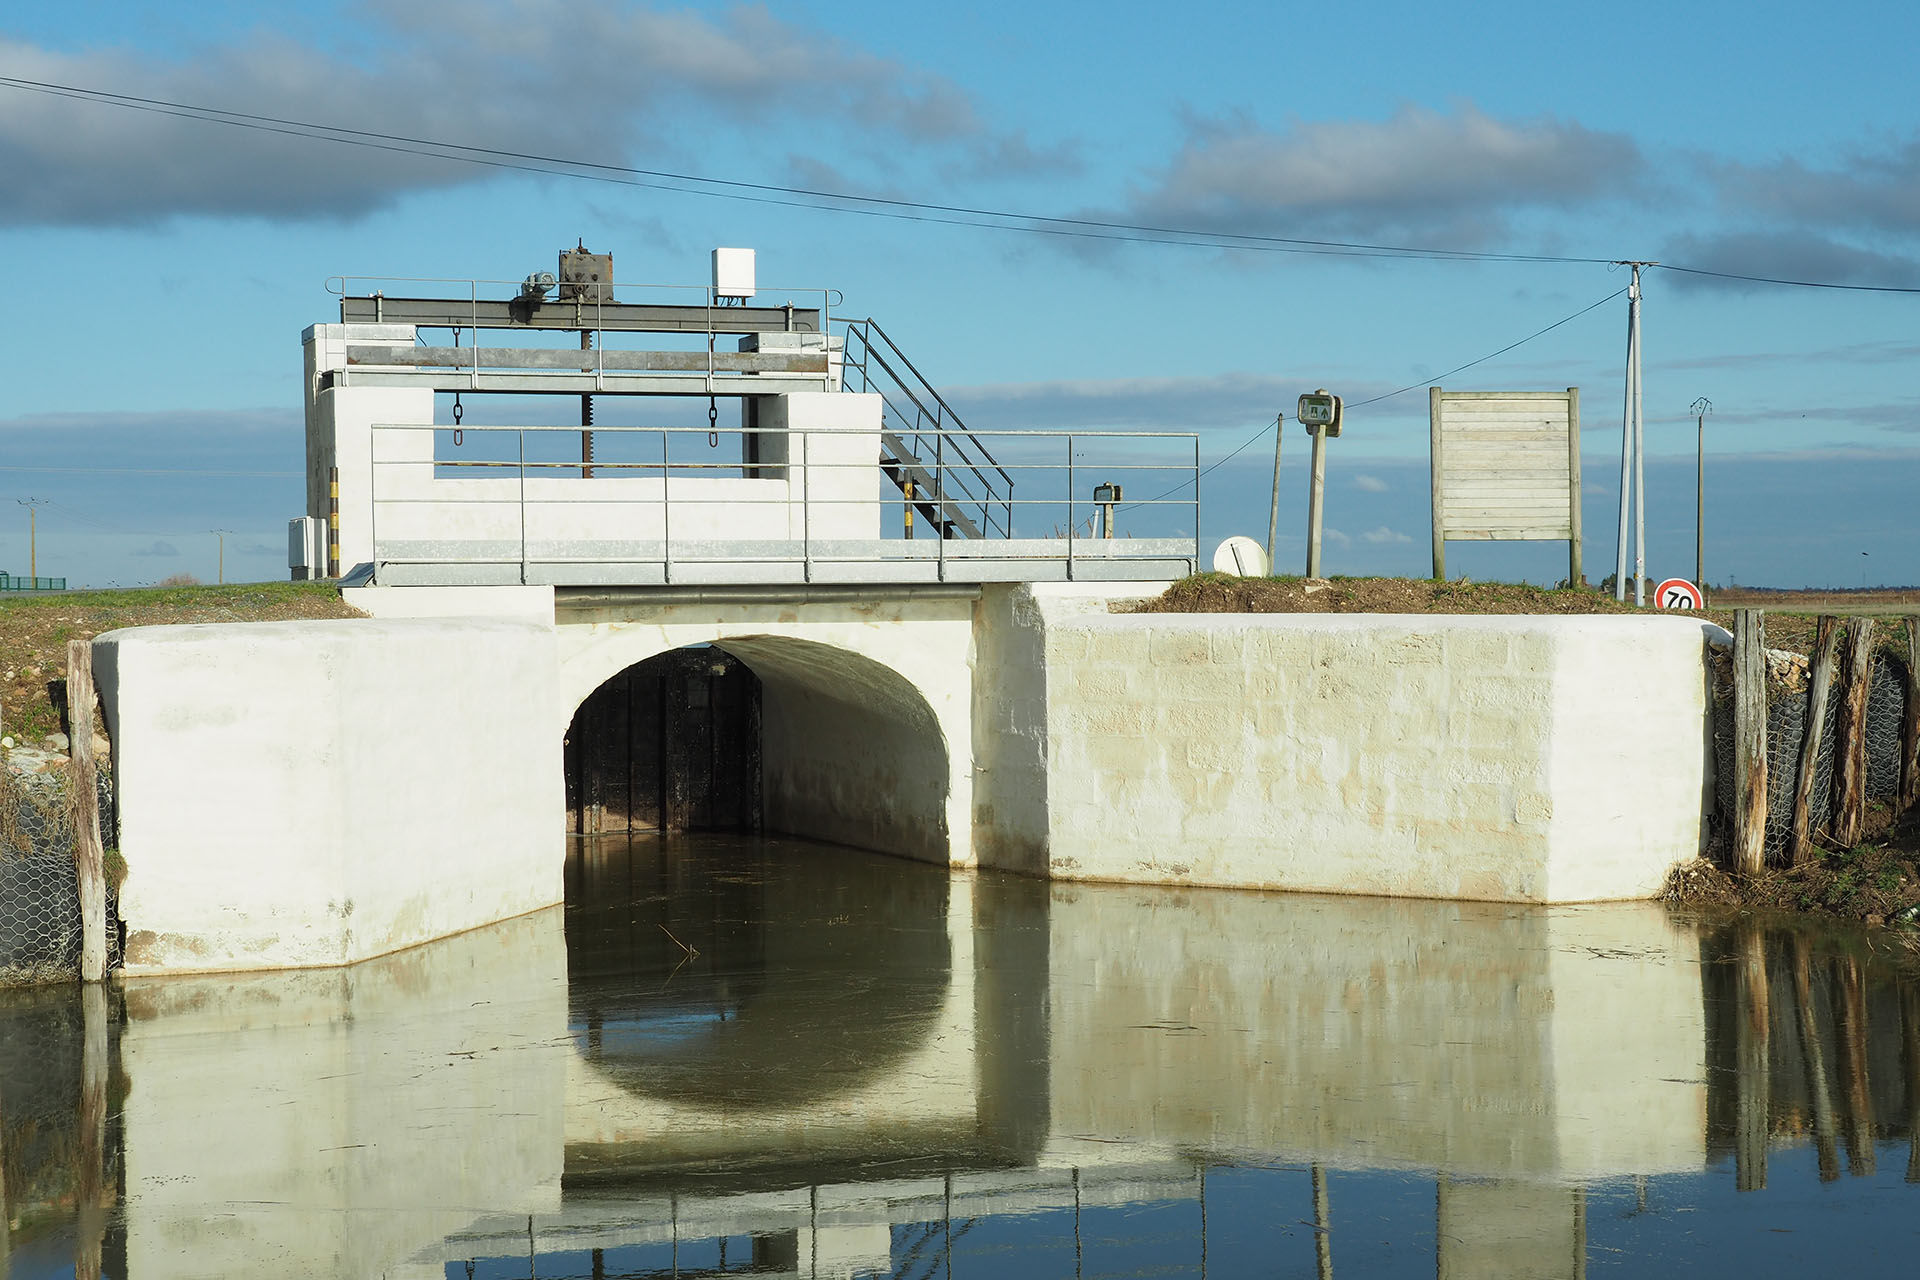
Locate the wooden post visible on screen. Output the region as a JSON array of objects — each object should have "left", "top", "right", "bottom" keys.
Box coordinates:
[
  {"left": 1566, "top": 386, "right": 1582, "bottom": 587},
  {"left": 1831, "top": 618, "right": 1876, "bottom": 847},
  {"left": 1790, "top": 617, "right": 1842, "bottom": 865},
  {"left": 1832, "top": 956, "right": 1875, "bottom": 1176},
  {"left": 1900, "top": 616, "right": 1920, "bottom": 815},
  {"left": 75, "top": 982, "right": 109, "bottom": 1280},
  {"left": 1792, "top": 933, "right": 1841, "bottom": 1182},
  {"left": 1732, "top": 610, "right": 1769, "bottom": 876},
  {"left": 67, "top": 639, "right": 108, "bottom": 984},
  {"left": 0, "top": 1077, "right": 10, "bottom": 1271},
  {"left": 1311, "top": 1163, "right": 1332, "bottom": 1280},
  {"left": 1903, "top": 982, "right": 1920, "bottom": 1183},
  {"left": 1734, "top": 924, "right": 1770, "bottom": 1192}
]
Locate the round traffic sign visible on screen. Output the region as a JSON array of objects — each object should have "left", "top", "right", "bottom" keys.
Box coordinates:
[{"left": 1656, "top": 578, "right": 1704, "bottom": 610}]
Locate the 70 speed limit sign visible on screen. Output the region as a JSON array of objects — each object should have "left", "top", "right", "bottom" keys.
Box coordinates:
[{"left": 1656, "top": 578, "right": 1704, "bottom": 610}]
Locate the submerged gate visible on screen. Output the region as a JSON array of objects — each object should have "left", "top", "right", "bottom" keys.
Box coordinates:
[{"left": 565, "top": 648, "right": 762, "bottom": 835}]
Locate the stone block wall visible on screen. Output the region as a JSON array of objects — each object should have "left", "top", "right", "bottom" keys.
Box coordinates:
[{"left": 1034, "top": 610, "right": 1721, "bottom": 903}]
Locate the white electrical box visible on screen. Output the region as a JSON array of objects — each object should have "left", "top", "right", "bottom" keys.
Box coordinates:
[
  {"left": 712, "top": 247, "right": 756, "bottom": 300},
  {"left": 288, "top": 516, "right": 322, "bottom": 581}
]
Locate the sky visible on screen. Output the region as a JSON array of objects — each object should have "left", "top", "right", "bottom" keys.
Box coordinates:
[{"left": 0, "top": 0, "right": 1916, "bottom": 588}]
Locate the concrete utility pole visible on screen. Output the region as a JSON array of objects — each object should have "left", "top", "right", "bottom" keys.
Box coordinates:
[
  {"left": 1612, "top": 263, "right": 1653, "bottom": 604},
  {"left": 1306, "top": 424, "right": 1330, "bottom": 577},
  {"left": 15, "top": 498, "right": 43, "bottom": 581},
  {"left": 1691, "top": 397, "right": 1713, "bottom": 593},
  {"left": 212, "top": 529, "right": 233, "bottom": 584}
]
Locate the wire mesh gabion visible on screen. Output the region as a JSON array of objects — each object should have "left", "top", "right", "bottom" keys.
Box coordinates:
[
  {"left": 0, "top": 759, "right": 123, "bottom": 986},
  {"left": 1712, "top": 648, "right": 1913, "bottom": 863}
]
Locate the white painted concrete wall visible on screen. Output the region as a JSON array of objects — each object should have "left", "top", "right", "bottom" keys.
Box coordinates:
[
  {"left": 94, "top": 618, "right": 564, "bottom": 972},
  {"left": 1043, "top": 885, "right": 1706, "bottom": 1179},
  {"left": 555, "top": 595, "right": 975, "bottom": 865},
  {"left": 978, "top": 594, "right": 1718, "bottom": 902},
  {"left": 304, "top": 324, "right": 882, "bottom": 573}
]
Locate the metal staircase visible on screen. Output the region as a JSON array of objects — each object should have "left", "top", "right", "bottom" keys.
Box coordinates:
[{"left": 841, "top": 320, "right": 1014, "bottom": 539}]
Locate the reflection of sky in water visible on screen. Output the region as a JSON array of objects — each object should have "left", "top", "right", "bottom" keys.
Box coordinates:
[{"left": 7, "top": 833, "right": 1920, "bottom": 1278}]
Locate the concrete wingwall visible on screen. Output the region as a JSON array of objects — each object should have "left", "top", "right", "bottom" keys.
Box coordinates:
[
  {"left": 972, "top": 587, "right": 1722, "bottom": 904},
  {"left": 94, "top": 618, "right": 565, "bottom": 973}
]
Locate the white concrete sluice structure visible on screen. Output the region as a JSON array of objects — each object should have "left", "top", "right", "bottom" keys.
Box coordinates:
[{"left": 86, "top": 248, "right": 1729, "bottom": 975}]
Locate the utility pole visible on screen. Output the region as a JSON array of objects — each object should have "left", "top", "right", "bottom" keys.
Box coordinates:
[
  {"left": 1691, "top": 397, "right": 1713, "bottom": 594},
  {"left": 1265, "top": 414, "right": 1284, "bottom": 568},
  {"left": 211, "top": 529, "right": 232, "bottom": 584},
  {"left": 1612, "top": 263, "right": 1654, "bottom": 604},
  {"left": 15, "top": 498, "right": 44, "bottom": 581}
]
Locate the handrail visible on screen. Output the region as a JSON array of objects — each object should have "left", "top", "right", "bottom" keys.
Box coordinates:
[{"left": 841, "top": 318, "right": 1015, "bottom": 539}]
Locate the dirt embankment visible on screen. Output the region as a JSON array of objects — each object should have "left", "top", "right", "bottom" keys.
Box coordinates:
[
  {"left": 0, "top": 583, "right": 361, "bottom": 746},
  {"left": 1134, "top": 574, "right": 1916, "bottom": 660}
]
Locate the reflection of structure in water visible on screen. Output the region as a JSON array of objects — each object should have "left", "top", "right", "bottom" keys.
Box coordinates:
[
  {"left": 17, "top": 842, "right": 1920, "bottom": 1277},
  {"left": 1702, "top": 919, "right": 1920, "bottom": 1189},
  {"left": 566, "top": 648, "right": 762, "bottom": 835},
  {"left": 0, "top": 983, "right": 123, "bottom": 1279}
]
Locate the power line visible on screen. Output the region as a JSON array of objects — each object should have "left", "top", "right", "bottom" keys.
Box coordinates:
[
  {"left": 1654, "top": 262, "right": 1920, "bottom": 295},
  {"left": 1345, "top": 286, "right": 1627, "bottom": 408},
  {"left": 0, "top": 74, "right": 1608, "bottom": 266},
  {"left": 0, "top": 465, "right": 300, "bottom": 477},
  {"left": 1120, "top": 285, "right": 1627, "bottom": 512}
]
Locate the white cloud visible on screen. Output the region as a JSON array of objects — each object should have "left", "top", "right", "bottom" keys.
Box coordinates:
[
  {"left": 1117, "top": 104, "right": 1642, "bottom": 245},
  {"left": 1359, "top": 526, "right": 1412, "bottom": 545},
  {"left": 1353, "top": 474, "right": 1389, "bottom": 492},
  {"left": 0, "top": 2, "right": 1017, "bottom": 226}
]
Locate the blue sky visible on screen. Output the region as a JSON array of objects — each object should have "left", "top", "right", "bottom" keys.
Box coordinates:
[{"left": 1, "top": 0, "right": 1916, "bottom": 587}]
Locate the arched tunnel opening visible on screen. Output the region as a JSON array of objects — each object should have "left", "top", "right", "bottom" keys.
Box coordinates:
[
  {"left": 564, "top": 636, "right": 953, "bottom": 860},
  {"left": 565, "top": 647, "right": 763, "bottom": 835}
]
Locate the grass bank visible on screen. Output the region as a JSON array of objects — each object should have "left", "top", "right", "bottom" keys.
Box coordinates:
[{"left": 0, "top": 582, "right": 360, "bottom": 745}]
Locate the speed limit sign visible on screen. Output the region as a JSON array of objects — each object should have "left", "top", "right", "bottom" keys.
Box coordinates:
[{"left": 1656, "top": 578, "right": 1704, "bottom": 610}]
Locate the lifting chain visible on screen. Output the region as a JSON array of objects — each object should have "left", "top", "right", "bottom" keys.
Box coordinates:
[
  {"left": 452, "top": 393, "right": 464, "bottom": 446},
  {"left": 707, "top": 396, "right": 719, "bottom": 447}
]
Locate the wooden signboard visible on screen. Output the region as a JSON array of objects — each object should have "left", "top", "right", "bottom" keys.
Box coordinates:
[{"left": 1429, "top": 387, "right": 1581, "bottom": 583}]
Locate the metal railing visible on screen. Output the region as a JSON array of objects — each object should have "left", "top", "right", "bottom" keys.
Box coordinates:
[
  {"left": 366, "top": 422, "right": 1199, "bottom": 587},
  {"left": 841, "top": 319, "right": 1015, "bottom": 539},
  {"left": 323, "top": 274, "right": 840, "bottom": 393},
  {"left": 0, "top": 573, "right": 66, "bottom": 591}
]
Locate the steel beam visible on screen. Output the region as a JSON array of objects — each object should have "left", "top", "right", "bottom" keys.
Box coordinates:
[
  {"left": 340, "top": 295, "right": 822, "bottom": 334},
  {"left": 348, "top": 345, "right": 828, "bottom": 374},
  {"left": 333, "top": 370, "right": 831, "bottom": 396}
]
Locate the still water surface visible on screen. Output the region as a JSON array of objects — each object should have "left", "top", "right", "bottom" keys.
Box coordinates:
[{"left": 5, "top": 835, "right": 1920, "bottom": 1277}]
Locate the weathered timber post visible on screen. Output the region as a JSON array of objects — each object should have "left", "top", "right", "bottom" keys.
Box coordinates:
[
  {"left": 1311, "top": 1163, "right": 1332, "bottom": 1280},
  {"left": 1831, "top": 618, "right": 1876, "bottom": 847},
  {"left": 1734, "top": 923, "right": 1770, "bottom": 1191},
  {"left": 1900, "top": 616, "right": 1920, "bottom": 815},
  {"left": 0, "top": 1078, "right": 10, "bottom": 1270},
  {"left": 1833, "top": 955, "right": 1875, "bottom": 1176},
  {"left": 1903, "top": 982, "right": 1920, "bottom": 1183},
  {"left": 1790, "top": 617, "right": 1842, "bottom": 865},
  {"left": 75, "top": 982, "right": 109, "bottom": 1280},
  {"left": 1793, "top": 934, "right": 1841, "bottom": 1182},
  {"left": 1732, "top": 610, "right": 1769, "bottom": 876},
  {"left": 67, "top": 639, "right": 108, "bottom": 983}
]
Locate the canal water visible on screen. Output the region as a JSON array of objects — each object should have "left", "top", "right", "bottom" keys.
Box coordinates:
[{"left": 5, "top": 834, "right": 1920, "bottom": 1277}]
